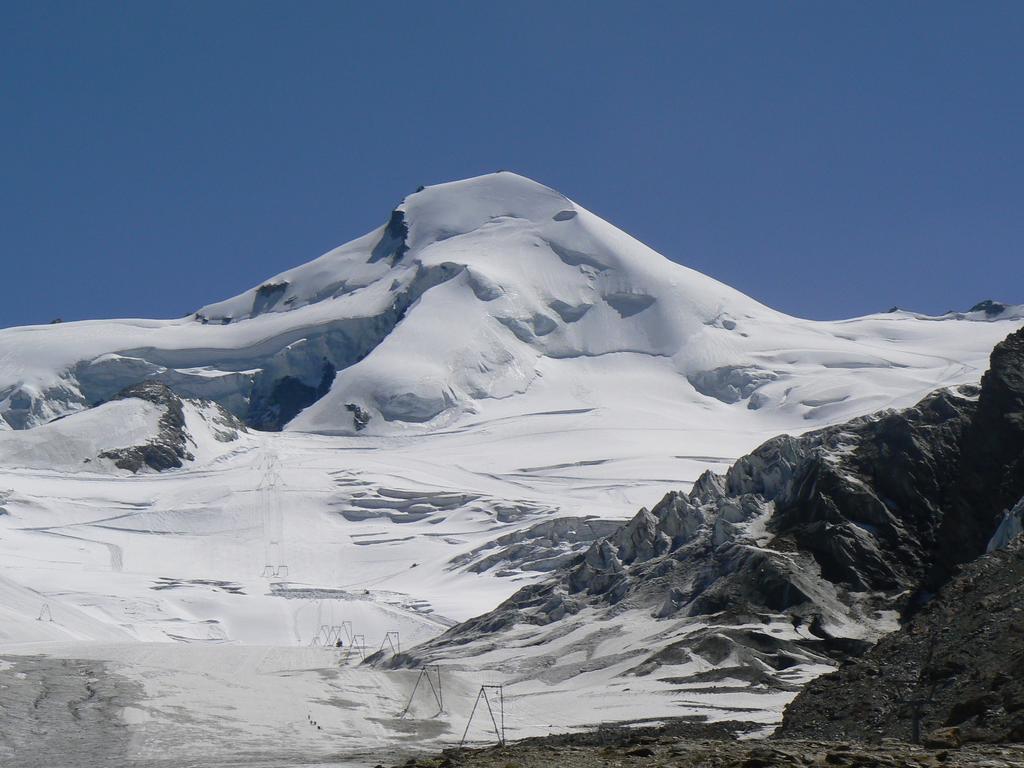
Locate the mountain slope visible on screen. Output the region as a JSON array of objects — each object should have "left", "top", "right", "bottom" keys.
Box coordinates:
[{"left": 0, "top": 172, "right": 1020, "bottom": 436}]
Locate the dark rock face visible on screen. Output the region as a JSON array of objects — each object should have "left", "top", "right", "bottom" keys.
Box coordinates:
[
  {"left": 370, "top": 208, "right": 411, "bottom": 264},
  {"left": 777, "top": 330, "right": 1024, "bottom": 745},
  {"left": 769, "top": 386, "right": 977, "bottom": 596},
  {"left": 970, "top": 299, "right": 1009, "bottom": 317},
  {"left": 780, "top": 539, "right": 1024, "bottom": 744},
  {"left": 931, "top": 328, "right": 1024, "bottom": 588}
]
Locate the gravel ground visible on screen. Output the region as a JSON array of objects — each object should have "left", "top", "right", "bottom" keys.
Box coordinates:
[{"left": 384, "top": 726, "right": 1024, "bottom": 768}]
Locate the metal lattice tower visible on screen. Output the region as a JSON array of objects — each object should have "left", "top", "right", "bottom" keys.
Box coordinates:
[
  {"left": 460, "top": 685, "right": 505, "bottom": 747},
  {"left": 379, "top": 630, "right": 401, "bottom": 656},
  {"left": 400, "top": 665, "right": 444, "bottom": 719},
  {"left": 341, "top": 634, "right": 367, "bottom": 664},
  {"left": 256, "top": 446, "right": 288, "bottom": 578}
]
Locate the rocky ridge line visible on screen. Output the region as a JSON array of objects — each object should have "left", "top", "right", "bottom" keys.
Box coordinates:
[{"left": 399, "top": 328, "right": 1024, "bottom": 712}]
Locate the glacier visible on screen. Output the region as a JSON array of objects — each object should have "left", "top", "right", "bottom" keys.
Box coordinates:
[{"left": 0, "top": 172, "right": 1022, "bottom": 765}]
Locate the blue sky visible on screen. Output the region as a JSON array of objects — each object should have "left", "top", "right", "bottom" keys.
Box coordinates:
[{"left": 1, "top": 1, "right": 1021, "bottom": 327}]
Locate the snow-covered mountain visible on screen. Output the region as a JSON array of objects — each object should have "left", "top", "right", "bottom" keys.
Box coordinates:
[
  {"left": 1, "top": 172, "right": 1022, "bottom": 764},
  {"left": 1, "top": 172, "right": 1020, "bottom": 436}
]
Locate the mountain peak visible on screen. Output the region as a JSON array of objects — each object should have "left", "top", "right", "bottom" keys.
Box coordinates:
[
  {"left": 405, "top": 170, "right": 565, "bottom": 203},
  {"left": 193, "top": 171, "right": 581, "bottom": 325},
  {"left": 402, "top": 171, "right": 570, "bottom": 214},
  {"left": 0, "top": 174, "right": 1020, "bottom": 436},
  {"left": 393, "top": 172, "right": 576, "bottom": 258}
]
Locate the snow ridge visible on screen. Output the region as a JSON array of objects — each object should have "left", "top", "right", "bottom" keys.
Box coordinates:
[{"left": 1, "top": 172, "right": 1020, "bottom": 436}]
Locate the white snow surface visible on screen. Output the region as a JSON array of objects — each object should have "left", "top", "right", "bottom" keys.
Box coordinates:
[
  {"left": 0, "top": 172, "right": 1020, "bottom": 434},
  {"left": 0, "top": 172, "right": 1022, "bottom": 763},
  {"left": 0, "top": 397, "right": 242, "bottom": 473}
]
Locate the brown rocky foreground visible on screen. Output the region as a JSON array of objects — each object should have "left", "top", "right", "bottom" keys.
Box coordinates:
[{"left": 387, "top": 734, "right": 1024, "bottom": 768}]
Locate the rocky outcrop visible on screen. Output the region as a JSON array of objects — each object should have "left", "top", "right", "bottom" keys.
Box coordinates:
[
  {"left": 408, "top": 329, "right": 1024, "bottom": 701},
  {"left": 98, "top": 382, "right": 193, "bottom": 471},
  {"left": 451, "top": 516, "right": 622, "bottom": 577},
  {"left": 97, "top": 382, "right": 245, "bottom": 472},
  {"left": 780, "top": 538, "right": 1024, "bottom": 744},
  {"left": 970, "top": 299, "right": 1012, "bottom": 318},
  {"left": 370, "top": 208, "right": 411, "bottom": 264},
  {"left": 774, "top": 329, "right": 1024, "bottom": 743},
  {"left": 345, "top": 402, "right": 372, "bottom": 431},
  {"left": 930, "top": 327, "right": 1024, "bottom": 588},
  {"left": 428, "top": 382, "right": 982, "bottom": 651},
  {"left": 769, "top": 384, "right": 976, "bottom": 598}
]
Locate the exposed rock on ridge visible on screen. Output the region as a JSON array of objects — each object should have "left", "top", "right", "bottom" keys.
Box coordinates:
[
  {"left": 450, "top": 516, "right": 623, "bottom": 577},
  {"left": 98, "top": 381, "right": 245, "bottom": 472},
  {"left": 930, "top": 326, "right": 1024, "bottom": 586},
  {"left": 780, "top": 537, "right": 1024, "bottom": 744},
  {"left": 406, "top": 328, "right": 1024, "bottom": 706}
]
